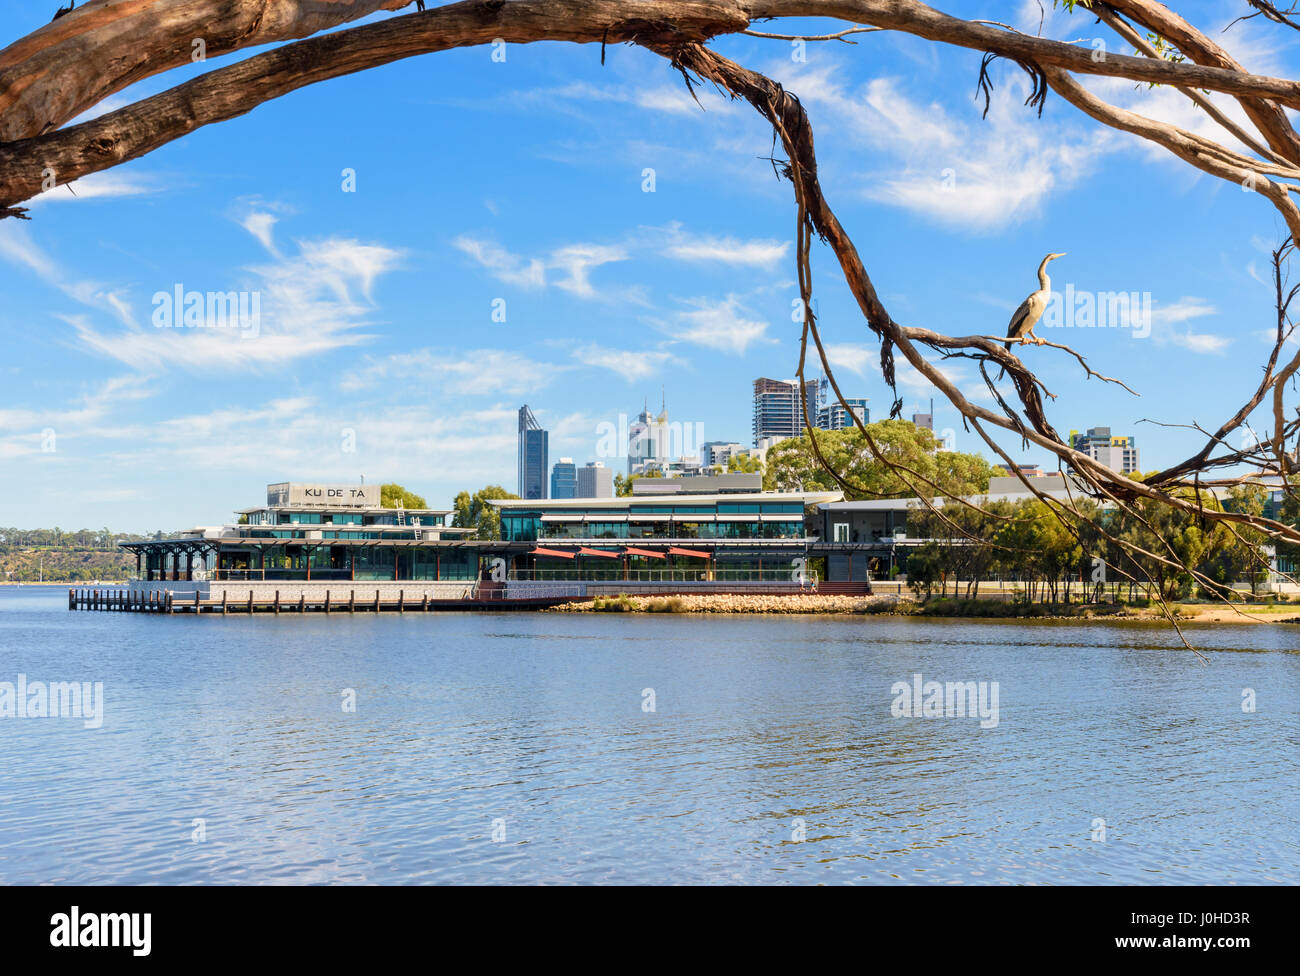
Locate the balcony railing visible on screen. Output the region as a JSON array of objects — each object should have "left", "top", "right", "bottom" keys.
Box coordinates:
[{"left": 505, "top": 568, "right": 819, "bottom": 584}]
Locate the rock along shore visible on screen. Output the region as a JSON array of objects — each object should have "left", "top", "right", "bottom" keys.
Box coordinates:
[
  {"left": 551, "top": 593, "right": 897, "bottom": 615},
  {"left": 548, "top": 593, "right": 1300, "bottom": 622}
]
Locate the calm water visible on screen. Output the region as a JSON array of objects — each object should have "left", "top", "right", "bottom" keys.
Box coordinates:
[{"left": 0, "top": 585, "right": 1297, "bottom": 885}]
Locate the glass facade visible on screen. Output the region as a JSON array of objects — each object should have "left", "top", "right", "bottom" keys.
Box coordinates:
[
  {"left": 500, "top": 501, "right": 806, "bottom": 542},
  {"left": 128, "top": 488, "right": 831, "bottom": 586}
]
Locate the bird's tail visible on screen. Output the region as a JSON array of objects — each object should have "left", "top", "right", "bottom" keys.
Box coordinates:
[{"left": 997, "top": 340, "right": 1013, "bottom": 380}]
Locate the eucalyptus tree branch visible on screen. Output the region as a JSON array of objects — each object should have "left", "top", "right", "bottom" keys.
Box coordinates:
[
  {"left": 1092, "top": 3, "right": 1290, "bottom": 166},
  {"left": 1099, "top": 0, "right": 1300, "bottom": 163}
]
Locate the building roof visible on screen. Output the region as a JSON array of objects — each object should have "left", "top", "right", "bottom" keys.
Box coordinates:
[
  {"left": 490, "top": 491, "right": 843, "bottom": 509},
  {"left": 819, "top": 488, "right": 1080, "bottom": 511}
]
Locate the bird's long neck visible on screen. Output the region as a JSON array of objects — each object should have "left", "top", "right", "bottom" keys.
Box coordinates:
[{"left": 1037, "top": 257, "right": 1052, "bottom": 291}]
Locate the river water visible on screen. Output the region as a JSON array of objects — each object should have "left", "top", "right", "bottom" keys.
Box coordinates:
[{"left": 0, "top": 585, "right": 1296, "bottom": 884}]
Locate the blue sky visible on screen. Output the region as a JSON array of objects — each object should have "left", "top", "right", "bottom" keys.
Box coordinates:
[{"left": 0, "top": 0, "right": 1295, "bottom": 531}]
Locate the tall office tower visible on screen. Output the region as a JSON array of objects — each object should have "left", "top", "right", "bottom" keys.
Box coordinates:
[
  {"left": 753, "top": 378, "right": 820, "bottom": 445},
  {"left": 628, "top": 401, "right": 670, "bottom": 475},
  {"left": 517, "top": 405, "right": 549, "bottom": 500},
  {"left": 550, "top": 458, "right": 577, "bottom": 499},
  {"left": 577, "top": 461, "right": 614, "bottom": 498}
]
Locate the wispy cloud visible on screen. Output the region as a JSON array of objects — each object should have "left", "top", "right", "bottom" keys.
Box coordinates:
[
  {"left": 571, "top": 344, "right": 680, "bottom": 380},
  {"left": 772, "top": 62, "right": 1109, "bottom": 229},
  {"left": 661, "top": 224, "right": 790, "bottom": 268},
  {"left": 66, "top": 217, "right": 403, "bottom": 371},
  {"left": 1150, "top": 298, "right": 1229, "bottom": 354},
  {"left": 551, "top": 243, "right": 628, "bottom": 297},
  {"left": 341, "top": 348, "right": 563, "bottom": 395},
  {"left": 665, "top": 295, "right": 775, "bottom": 355},
  {"left": 452, "top": 237, "right": 546, "bottom": 289},
  {"left": 25, "top": 170, "right": 163, "bottom": 208}
]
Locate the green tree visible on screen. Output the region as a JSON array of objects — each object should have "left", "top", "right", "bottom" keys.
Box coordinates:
[
  {"left": 380, "top": 483, "right": 428, "bottom": 509},
  {"left": 452, "top": 485, "right": 518, "bottom": 540},
  {"left": 764, "top": 419, "right": 992, "bottom": 498}
]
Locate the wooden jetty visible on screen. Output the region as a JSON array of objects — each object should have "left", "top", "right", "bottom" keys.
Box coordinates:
[{"left": 69, "top": 580, "right": 585, "bottom": 615}]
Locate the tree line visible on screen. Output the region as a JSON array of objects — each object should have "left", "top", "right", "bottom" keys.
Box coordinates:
[{"left": 905, "top": 485, "right": 1272, "bottom": 603}]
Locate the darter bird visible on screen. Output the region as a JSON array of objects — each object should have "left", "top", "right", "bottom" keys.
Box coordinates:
[{"left": 1005, "top": 251, "right": 1065, "bottom": 353}]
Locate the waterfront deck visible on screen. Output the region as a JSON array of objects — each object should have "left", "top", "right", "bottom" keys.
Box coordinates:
[
  {"left": 69, "top": 581, "right": 587, "bottom": 614},
  {"left": 69, "top": 578, "right": 871, "bottom": 614}
]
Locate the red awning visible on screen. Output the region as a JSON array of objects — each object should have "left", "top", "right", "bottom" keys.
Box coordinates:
[
  {"left": 531, "top": 547, "right": 576, "bottom": 559},
  {"left": 624, "top": 547, "right": 667, "bottom": 559},
  {"left": 578, "top": 547, "right": 621, "bottom": 559},
  {"left": 667, "top": 547, "right": 711, "bottom": 559}
]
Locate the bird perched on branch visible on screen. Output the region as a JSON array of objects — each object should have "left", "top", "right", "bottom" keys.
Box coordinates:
[
  {"left": 1005, "top": 251, "right": 1065, "bottom": 352},
  {"left": 52, "top": 1, "right": 74, "bottom": 20}
]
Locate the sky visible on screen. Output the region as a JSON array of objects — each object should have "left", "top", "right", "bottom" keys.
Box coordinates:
[{"left": 1, "top": 0, "right": 1296, "bottom": 532}]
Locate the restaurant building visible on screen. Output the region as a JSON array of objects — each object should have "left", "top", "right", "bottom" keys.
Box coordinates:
[
  {"left": 123, "top": 482, "right": 480, "bottom": 582},
  {"left": 491, "top": 474, "right": 841, "bottom": 582},
  {"left": 121, "top": 477, "right": 845, "bottom": 587}
]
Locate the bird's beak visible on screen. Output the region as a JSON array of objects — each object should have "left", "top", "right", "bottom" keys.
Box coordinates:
[{"left": 1048, "top": 252, "right": 1066, "bottom": 261}]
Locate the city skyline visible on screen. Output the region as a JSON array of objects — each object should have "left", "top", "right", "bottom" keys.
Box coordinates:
[{"left": 0, "top": 0, "right": 1264, "bottom": 533}]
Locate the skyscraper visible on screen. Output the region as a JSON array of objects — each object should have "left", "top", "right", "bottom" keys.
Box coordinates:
[
  {"left": 577, "top": 461, "right": 614, "bottom": 498},
  {"left": 628, "top": 401, "right": 671, "bottom": 475},
  {"left": 752, "top": 378, "right": 820, "bottom": 445},
  {"left": 550, "top": 457, "right": 577, "bottom": 499},
  {"left": 517, "top": 405, "right": 549, "bottom": 500}
]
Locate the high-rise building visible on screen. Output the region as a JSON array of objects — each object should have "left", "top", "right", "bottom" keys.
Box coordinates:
[
  {"left": 629, "top": 402, "right": 674, "bottom": 475},
  {"left": 550, "top": 457, "right": 577, "bottom": 499},
  {"left": 752, "top": 378, "right": 819, "bottom": 445},
  {"left": 812, "top": 379, "right": 868, "bottom": 431},
  {"left": 577, "top": 461, "right": 614, "bottom": 498},
  {"left": 1070, "top": 426, "right": 1140, "bottom": 474},
  {"left": 818, "top": 397, "right": 869, "bottom": 431},
  {"left": 701, "top": 440, "right": 745, "bottom": 468},
  {"left": 517, "top": 405, "right": 549, "bottom": 500}
]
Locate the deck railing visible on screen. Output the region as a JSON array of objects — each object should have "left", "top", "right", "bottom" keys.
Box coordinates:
[{"left": 505, "top": 568, "right": 818, "bottom": 584}]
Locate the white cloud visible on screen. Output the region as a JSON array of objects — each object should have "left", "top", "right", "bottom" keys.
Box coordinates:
[
  {"left": 823, "top": 342, "right": 876, "bottom": 376},
  {"left": 452, "top": 237, "right": 546, "bottom": 289},
  {"left": 513, "top": 80, "right": 737, "bottom": 117},
  {"left": 25, "top": 170, "right": 162, "bottom": 207},
  {"left": 0, "top": 375, "right": 153, "bottom": 460},
  {"left": 241, "top": 212, "right": 279, "bottom": 255},
  {"left": 1148, "top": 298, "right": 1229, "bottom": 354},
  {"left": 772, "top": 63, "right": 1110, "bottom": 229},
  {"left": 1172, "top": 331, "right": 1231, "bottom": 354},
  {"left": 0, "top": 223, "right": 137, "bottom": 320},
  {"left": 1151, "top": 298, "right": 1217, "bottom": 326},
  {"left": 341, "top": 348, "right": 562, "bottom": 395},
  {"left": 662, "top": 228, "right": 790, "bottom": 268},
  {"left": 667, "top": 295, "right": 775, "bottom": 355},
  {"left": 551, "top": 244, "right": 628, "bottom": 297},
  {"left": 69, "top": 229, "right": 403, "bottom": 371},
  {"left": 571, "top": 344, "right": 679, "bottom": 380}
]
